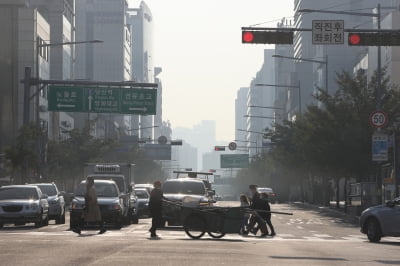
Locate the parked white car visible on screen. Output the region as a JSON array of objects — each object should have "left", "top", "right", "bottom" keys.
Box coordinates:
[
  {"left": 0, "top": 185, "right": 49, "bottom": 228},
  {"left": 31, "top": 183, "right": 65, "bottom": 224},
  {"left": 360, "top": 197, "right": 400, "bottom": 242},
  {"left": 257, "top": 187, "right": 277, "bottom": 203}
]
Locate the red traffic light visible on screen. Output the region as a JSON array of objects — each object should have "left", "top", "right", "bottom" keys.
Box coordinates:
[
  {"left": 214, "top": 146, "right": 225, "bottom": 151},
  {"left": 348, "top": 33, "right": 361, "bottom": 45},
  {"left": 242, "top": 31, "right": 254, "bottom": 43},
  {"left": 241, "top": 30, "right": 294, "bottom": 44}
]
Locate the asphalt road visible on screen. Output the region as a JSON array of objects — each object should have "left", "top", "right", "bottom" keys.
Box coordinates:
[{"left": 0, "top": 202, "right": 399, "bottom": 266}]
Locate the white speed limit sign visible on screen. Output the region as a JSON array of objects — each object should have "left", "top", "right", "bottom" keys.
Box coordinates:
[{"left": 369, "top": 111, "right": 388, "bottom": 128}]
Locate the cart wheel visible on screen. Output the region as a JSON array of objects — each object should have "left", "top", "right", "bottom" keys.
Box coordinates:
[
  {"left": 184, "top": 215, "right": 206, "bottom": 239},
  {"left": 208, "top": 231, "right": 225, "bottom": 239}
]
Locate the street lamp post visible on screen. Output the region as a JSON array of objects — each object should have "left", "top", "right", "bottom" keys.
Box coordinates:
[
  {"left": 234, "top": 139, "right": 257, "bottom": 153},
  {"left": 249, "top": 105, "right": 286, "bottom": 124},
  {"left": 237, "top": 129, "right": 267, "bottom": 155},
  {"left": 29, "top": 39, "right": 104, "bottom": 179},
  {"left": 255, "top": 83, "right": 302, "bottom": 114},
  {"left": 273, "top": 54, "right": 328, "bottom": 94}
]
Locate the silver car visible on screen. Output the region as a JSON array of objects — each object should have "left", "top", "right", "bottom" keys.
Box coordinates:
[
  {"left": 0, "top": 185, "right": 49, "bottom": 228},
  {"left": 32, "top": 183, "right": 65, "bottom": 224},
  {"left": 134, "top": 188, "right": 150, "bottom": 217},
  {"left": 360, "top": 197, "right": 400, "bottom": 242}
]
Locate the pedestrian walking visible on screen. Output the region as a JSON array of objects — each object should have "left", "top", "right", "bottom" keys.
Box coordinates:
[
  {"left": 261, "top": 192, "right": 276, "bottom": 236},
  {"left": 73, "top": 176, "right": 106, "bottom": 235},
  {"left": 149, "top": 181, "right": 163, "bottom": 238},
  {"left": 239, "top": 194, "right": 250, "bottom": 234},
  {"left": 245, "top": 184, "right": 269, "bottom": 237}
]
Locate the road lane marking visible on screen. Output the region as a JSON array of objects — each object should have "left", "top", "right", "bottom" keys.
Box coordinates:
[{"left": 313, "top": 234, "right": 333, "bottom": 238}]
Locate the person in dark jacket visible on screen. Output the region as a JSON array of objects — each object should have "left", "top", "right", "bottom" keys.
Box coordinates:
[
  {"left": 149, "top": 181, "right": 163, "bottom": 238},
  {"left": 261, "top": 192, "right": 276, "bottom": 236},
  {"left": 245, "top": 184, "right": 269, "bottom": 237}
]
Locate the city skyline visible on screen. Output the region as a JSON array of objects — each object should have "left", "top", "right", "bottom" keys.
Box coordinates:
[{"left": 129, "top": 0, "right": 294, "bottom": 140}]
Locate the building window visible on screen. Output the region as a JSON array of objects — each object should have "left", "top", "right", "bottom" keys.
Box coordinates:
[{"left": 38, "top": 37, "right": 49, "bottom": 62}]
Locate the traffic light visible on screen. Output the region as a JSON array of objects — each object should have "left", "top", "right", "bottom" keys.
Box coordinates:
[
  {"left": 242, "top": 30, "right": 293, "bottom": 44},
  {"left": 214, "top": 146, "right": 225, "bottom": 151},
  {"left": 348, "top": 32, "right": 400, "bottom": 46}
]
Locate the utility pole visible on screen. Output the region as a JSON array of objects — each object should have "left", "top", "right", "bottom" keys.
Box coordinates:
[{"left": 23, "top": 67, "right": 31, "bottom": 125}]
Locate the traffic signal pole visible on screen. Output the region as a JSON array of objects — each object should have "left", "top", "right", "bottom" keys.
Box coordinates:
[
  {"left": 377, "top": 4, "right": 382, "bottom": 111},
  {"left": 376, "top": 4, "right": 384, "bottom": 204}
]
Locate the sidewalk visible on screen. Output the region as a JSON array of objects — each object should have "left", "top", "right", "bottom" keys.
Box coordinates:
[{"left": 291, "top": 202, "right": 360, "bottom": 225}]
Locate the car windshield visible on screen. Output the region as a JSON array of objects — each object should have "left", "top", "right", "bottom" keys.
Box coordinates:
[
  {"left": 37, "top": 185, "right": 57, "bottom": 196},
  {"left": 0, "top": 187, "right": 39, "bottom": 200},
  {"left": 89, "top": 175, "right": 125, "bottom": 193},
  {"left": 75, "top": 182, "right": 118, "bottom": 197},
  {"left": 135, "top": 190, "right": 149, "bottom": 199},
  {"left": 163, "top": 181, "right": 206, "bottom": 195}
]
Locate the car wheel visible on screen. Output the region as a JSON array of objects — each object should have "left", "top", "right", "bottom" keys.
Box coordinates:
[
  {"left": 123, "top": 214, "right": 131, "bottom": 226},
  {"left": 366, "top": 218, "right": 382, "bottom": 243},
  {"left": 0, "top": 223, "right": 3, "bottom": 229},
  {"left": 131, "top": 214, "right": 139, "bottom": 224},
  {"left": 43, "top": 215, "right": 49, "bottom": 226},
  {"left": 114, "top": 218, "right": 123, "bottom": 230},
  {"left": 34, "top": 220, "right": 42, "bottom": 228},
  {"left": 61, "top": 210, "right": 66, "bottom": 224},
  {"left": 56, "top": 210, "right": 66, "bottom": 224}
]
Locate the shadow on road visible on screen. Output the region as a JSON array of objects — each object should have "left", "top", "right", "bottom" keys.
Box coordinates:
[
  {"left": 269, "top": 256, "right": 347, "bottom": 261},
  {"left": 290, "top": 202, "right": 359, "bottom": 227},
  {"left": 374, "top": 260, "right": 400, "bottom": 265},
  {"left": 0, "top": 224, "right": 38, "bottom": 231},
  {"left": 373, "top": 241, "right": 400, "bottom": 246},
  {"left": 179, "top": 238, "right": 245, "bottom": 242}
]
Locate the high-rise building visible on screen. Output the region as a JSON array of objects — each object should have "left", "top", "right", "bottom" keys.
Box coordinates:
[
  {"left": 292, "top": 0, "right": 380, "bottom": 112},
  {"left": 154, "top": 67, "right": 163, "bottom": 139},
  {"left": 0, "top": 1, "right": 50, "bottom": 153},
  {"left": 128, "top": 1, "right": 155, "bottom": 140},
  {"left": 235, "top": 87, "right": 249, "bottom": 142},
  {"left": 173, "top": 120, "right": 217, "bottom": 169},
  {"left": 75, "top": 0, "right": 132, "bottom": 138},
  {"left": 246, "top": 49, "right": 275, "bottom": 157},
  {"left": 30, "top": 0, "right": 76, "bottom": 141}
]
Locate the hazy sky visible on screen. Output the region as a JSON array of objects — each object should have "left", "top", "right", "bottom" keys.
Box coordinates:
[{"left": 130, "top": 0, "right": 294, "bottom": 141}]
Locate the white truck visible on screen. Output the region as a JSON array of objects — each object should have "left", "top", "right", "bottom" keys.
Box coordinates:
[{"left": 83, "top": 163, "right": 138, "bottom": 224}]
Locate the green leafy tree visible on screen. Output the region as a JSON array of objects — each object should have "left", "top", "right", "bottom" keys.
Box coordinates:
[
  {"left": 45, "top": 127, "right": 117, "bottom": 186},
  {"left": 5, "top": 123, "right": 45, "bottom": 183},
  {"left": 243, "top": 68, "right": 400, "bottom": 205}
]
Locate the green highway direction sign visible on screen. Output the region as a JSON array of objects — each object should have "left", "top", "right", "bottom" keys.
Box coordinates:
[
  {"left": 48, "top": 86, "right": 157, "bottom": 115},
  {"left": 220, "top": 154, "right": 249, "bottom": 168},
  {"left": 47, "top": 86, "right": 84, "bottom": 112}
]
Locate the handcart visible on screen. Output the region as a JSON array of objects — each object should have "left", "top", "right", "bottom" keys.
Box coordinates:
[
  {"left": 163, "top": 198, "right": 293, "bottom": 239},
  {"left": 181, "top": 205, "right": 247, "bottom": 239}
]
